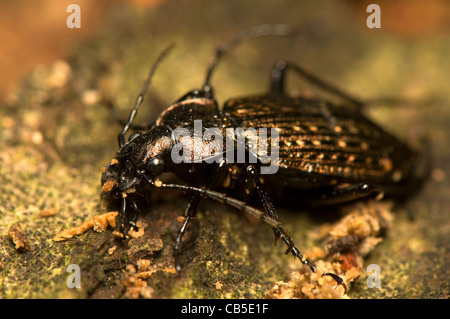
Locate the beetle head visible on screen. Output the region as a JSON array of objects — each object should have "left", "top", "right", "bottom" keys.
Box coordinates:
[{"left": 101, "top": 125, "right": 174, "bottom": 198}]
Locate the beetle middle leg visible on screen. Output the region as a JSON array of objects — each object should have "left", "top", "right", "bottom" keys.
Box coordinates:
[
  {"left": 246, "top": 165, "right": 349, "bottom": 289},
  {"left": 245, "top": 165, "right": 282, "bottom": 244},
  {"left": 245, "top": 165, "right": 324, "bottom": 273}
]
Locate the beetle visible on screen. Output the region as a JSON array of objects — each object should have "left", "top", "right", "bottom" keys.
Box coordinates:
[{"left": 100, "top": 25, "right": 426, "bottom": 289}]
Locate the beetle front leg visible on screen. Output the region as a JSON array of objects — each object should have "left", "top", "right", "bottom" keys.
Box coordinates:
[
  {"left": 119, "top": 196, "right": 127, "bottom": 235},
  {"left": 173, "top": 160, "right": 227, "bottom": 271},
  {"left": 118, "top": 196, "right": 140, "bottom": 237}
]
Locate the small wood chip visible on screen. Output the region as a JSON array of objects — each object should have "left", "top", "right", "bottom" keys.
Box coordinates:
[
  {"left": 8, "top": 223, "right": 31, "bottom": 251},
  {"left": 108, "top": 246, "right": 117, "bottom": 255},
  {"left": 40, "top": 207, "right": 58, "bottom": 217},
  {"left": 127, "top": 220, "right": 147, "bottom": 238},
  {"left": 53, "top": 211, "right": 118, "bottom": 241},
  {"left": 102, "top": 178, "right": 117, "bottom": 192},
  {"left": 112, "top": 230, "right": 124, "bottom": 238}
]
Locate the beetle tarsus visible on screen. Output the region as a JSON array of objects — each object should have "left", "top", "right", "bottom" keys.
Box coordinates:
[{"left": 322, "top": 272, "right": 347, "bottom": 295}]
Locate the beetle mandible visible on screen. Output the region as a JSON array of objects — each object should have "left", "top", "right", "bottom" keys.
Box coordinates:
[{"left": 100, "top": 24, "right": 425, "bottom": 290}]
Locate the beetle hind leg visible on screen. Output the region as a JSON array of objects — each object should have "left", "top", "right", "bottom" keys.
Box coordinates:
[
  {"left": 308, "top": 183, "right": 383, "bottom": 206},
  {"left": 269, "top": 59, "right": 365, "bottom": 109}
]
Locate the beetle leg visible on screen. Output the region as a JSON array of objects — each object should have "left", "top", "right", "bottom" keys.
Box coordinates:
[
  {"left": 282, "top": 231, "right": 346, "bottom": 292},
  {"left": 119, "top": 196, "right": 127, "bottom": 235},
  {"left": 118, "top": 196, "right": 140, "bottom": 237},
  {"left": 173, "top": 160, "right": 227, "bottom": 272},
  {"left": 173, "top": 195, "right": 203, "bottom": 272},
  {"left": 148, "top": 179, "right": 346, "bottom": 289},
  {"left": 245, "top": 165, "right": 281, "bottom": 244},
  {"left": 128, "top": 200, "right": 139, "bottom": 226},
  {"left": 202, "top": 24, "right": 291, "bottom": 93},
  {"left": 103, "top": 98, "right": 153, "bottom": 131},
  {"left": 269, "top": 60, "right": 365, "bottom": 110},
  {"left": 245, "top": 166, "right": 348, "bottom": 291},
  {"left": 308, "top": 183, "right": 383, "bottom": 206},
  {"left": 245, "top": 165, "right": 334, "bottom": 279}
]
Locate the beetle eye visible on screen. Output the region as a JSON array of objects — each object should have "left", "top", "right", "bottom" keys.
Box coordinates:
[{"left": 148, "top": 157, "right": 164, "bottom": 176}]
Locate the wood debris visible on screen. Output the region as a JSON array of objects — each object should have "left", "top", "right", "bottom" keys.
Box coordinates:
[
  {"left": 40, "top": 207, "right": 57, "bottom": 217},
  {"left": 8, "top": 223, "right": 31, "bottom": 252},
  {"left": 266, "top": 200, "right": 393, "bottom": 299},
  {"left": 53, "top": 211, "right": 118, "bottom": 241}
]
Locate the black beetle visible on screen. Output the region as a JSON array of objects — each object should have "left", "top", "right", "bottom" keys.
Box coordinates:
[{"left": 100, "top": 25, "right": 426, "bottom": 290}]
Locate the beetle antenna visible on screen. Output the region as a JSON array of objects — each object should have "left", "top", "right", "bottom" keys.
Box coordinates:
[
  {"left": 202, "top": 24, "right": 292, "bottom": 96},
  {"left": 118, "top": 42, "right": 175, "bottom": 148},
  {"left": 145, "top": 177, "right": 346, "bottom": 291}
]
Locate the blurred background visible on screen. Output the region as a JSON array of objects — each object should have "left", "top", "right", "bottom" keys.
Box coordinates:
[{"left": 1, "top": 0, "right": 449, "bottom": 101}]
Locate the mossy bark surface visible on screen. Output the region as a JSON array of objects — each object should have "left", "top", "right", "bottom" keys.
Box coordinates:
[{"left": 0, "top": 0, "right": 448, "bottom": 299}]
